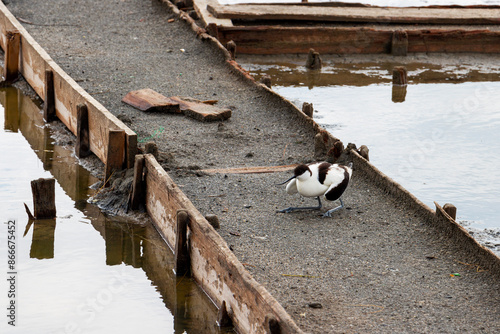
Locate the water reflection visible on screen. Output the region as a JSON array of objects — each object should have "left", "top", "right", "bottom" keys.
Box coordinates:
[{"left": 1, "top": 86, "right": 231, "bottom": 333}]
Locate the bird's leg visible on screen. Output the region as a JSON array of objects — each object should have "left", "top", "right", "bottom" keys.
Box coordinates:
[
  {"left": 322, "top": 198, "right": 345, "bottom": 217},
  {"left": 277, "top": 196, "right": 322, "bottom": 213}
]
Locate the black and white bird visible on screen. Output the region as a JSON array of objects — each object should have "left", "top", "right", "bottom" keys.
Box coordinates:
[{"left": 277, "top": 161, "right": 353, "bottom": 217}]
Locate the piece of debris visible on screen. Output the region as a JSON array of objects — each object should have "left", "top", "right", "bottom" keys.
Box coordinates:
[
  {"left": 308, "top": 303, "right": 323, "bottom": 309},
  {"left": 122, "top": 88, "right": 181, "bottom": 113},
  {"left": 123, "top": 89, "right": 232, "bottom": 121}
]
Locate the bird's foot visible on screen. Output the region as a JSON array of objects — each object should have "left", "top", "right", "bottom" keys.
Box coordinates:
[{"left": 322, "top": 198, "right": 345, "bottom": 217}]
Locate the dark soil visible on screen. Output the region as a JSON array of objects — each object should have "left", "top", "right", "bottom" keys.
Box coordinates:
[{"left": 6, "top": 0, "right": 500, "bottom": 333}]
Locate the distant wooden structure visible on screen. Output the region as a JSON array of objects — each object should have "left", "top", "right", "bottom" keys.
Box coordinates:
[{"left": 193, "top": 0, "right": 500, "bottom": 54}]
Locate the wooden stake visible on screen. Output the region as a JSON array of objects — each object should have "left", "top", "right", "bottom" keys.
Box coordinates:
[
  {"left": 393, "top": 66, "right": 408, "bottom": 86},
  {"left": 217, "top": 300, "right": 232, "bottom": 327},
  {"left": 443, "top": 203, "right": 457, "bottom": 220},
  {"left": 358, "top": 145, "right": 370, "bottom": 161},
  {"left": 302, "top": 102, "right": 313, "bottom": 118},
  {"left": 175, "top": 210, "right": 190, "bottom": 276},
  {"left": 144, "top": 142, "right": 158, "bottom": 159},
  {"left": 31, "top": 178, "right": 56, "bottom": 219},
  {"left": 76, "top": 104, "right": 91, "bottom": 158},
  {"left": 104, "top": 129, "right": 125, "bottom": 186},
  {"left": 260, "top": 75, "right": 272, "bottom": 88},
  {"left": 3, "top": 31, "right": 20, "bottom": 83},
  {"left": 227, "top": 40, "right": 237, "bottom": 60},
  {"left": 130, "top": 154, "right": 145, "bottom": 210},
  {"left": 391, "top": 30, "right": 408, "bottom": 56},
  {"left": 305, "top": 48, "right": 322, "bottom": 70},
  {"left": 43, "top": 70, "right": 56, "bottom": 122}
]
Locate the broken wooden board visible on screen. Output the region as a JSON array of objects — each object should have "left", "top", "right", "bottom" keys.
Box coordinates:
[
  {"left": 168, "top": 96, "right": 232, "bottom": 121},
  {"left": 123, "top": 89, "right": 232, "bottom": 121},
  {"left": 122, "top": 88, "right": 181, "bottom": 113},
  {"left": 208, "top": 4, "right": 500, "bottom": 25}
]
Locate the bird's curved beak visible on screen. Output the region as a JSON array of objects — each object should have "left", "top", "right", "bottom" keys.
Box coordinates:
[{"left": 275, "top": 175, "right": 295, "bottom": 186}]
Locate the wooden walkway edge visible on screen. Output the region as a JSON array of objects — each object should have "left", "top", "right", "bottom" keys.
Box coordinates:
[
  {"left": 208, "top": 4, "right": 500, "bottom": 25},
  {"left": 0, "top": 1, "right": 137, "bottom": 169}
]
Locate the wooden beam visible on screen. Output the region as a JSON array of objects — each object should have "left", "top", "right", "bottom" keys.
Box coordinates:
[
  {"left": 208, "top": 4, "right": 500, "bottom": 25},
  {"left": 3, "top": 31, "right": 20, "bottom": 82},
  {"left": 216, "top": 25, "right": 500, "bottom": 55}
]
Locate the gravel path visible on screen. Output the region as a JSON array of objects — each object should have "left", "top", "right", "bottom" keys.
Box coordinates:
[{"left": 6, "top": 0, "right": 500, "bottom": 332}]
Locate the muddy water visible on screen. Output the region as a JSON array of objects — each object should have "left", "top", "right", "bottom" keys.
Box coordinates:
[
  {"left": 0, "top": 87, "right": 227, "bottom": 333},
  {"left": 239, "top": 56, "right": 500, "bottom": 254}
]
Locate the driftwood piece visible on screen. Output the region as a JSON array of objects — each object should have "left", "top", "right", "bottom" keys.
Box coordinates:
[{"left": 122, "top": 88, "right": 181, "bottom": 113}]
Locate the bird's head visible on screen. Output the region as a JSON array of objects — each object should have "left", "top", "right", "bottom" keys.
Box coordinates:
[{"left": 275, "top": 164, "right": 311, "bottom": 186}]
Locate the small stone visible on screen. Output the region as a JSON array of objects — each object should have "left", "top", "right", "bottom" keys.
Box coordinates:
[{"left": 308, "top": 303, "right": 323, "bottom": 309}]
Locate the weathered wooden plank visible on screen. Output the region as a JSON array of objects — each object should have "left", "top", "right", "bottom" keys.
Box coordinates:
[
  {"left": 216, "top": 25, "right": 500, "bottom": 54},
  {"left": 122, "top": 88, "right": 181, "bottom": 113},
  {"left": 202, "top": 164, "right": 299, "bottom": 174},
  {"left": 169, "top": 96, "right": 232, "bottom": 121},
  {"left": 143, "top": 154, "right": 303, "bottom": 334},
  {"left": 217, "top": 26, "right": 392, "bottom": 54},
  {"left": 209, "top": 4, "right": 500, "bottom": 25}
]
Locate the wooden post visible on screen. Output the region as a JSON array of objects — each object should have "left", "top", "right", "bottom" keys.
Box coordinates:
[
  {"left": 443, "top": 203, "right": 457, "bottom": 220},
  {"left": 3, "top": 31, "right": 20, "bottom": 83},
  {"left": 31, "top": 178, "right": 56, "bottom": 219},
  {"left": 358, "top": 145, "right": 369, "bottom": 161},
  {"left": 104, "top": 129, "right": 125, "bottom": 186},
  {"left": 393, "top": 66, "right": 408, "bottom": 86},
  {"left": 130, "top": 154, "right": 145, "bottom": 210},
  {"left": 217, "top": 300, "right": 232, "bottom": 327},
  {"left": 175, "top": 210, "right": 190, "bottom": 276},
  {"left": 391, "top": 30, "right": 408, "bottom": 56},
  {"left": 227, "top": 40, "right": 236, "bottom": 60},
  {"left": 302, "top": 102, "right": 313, "bottom": 118},
  {"left": 43, "top": 70, "right": 56, "bottom": 122},
  {"left": 260, "top": 75, "right": 272, "bottom": 88},
  {"left": 76, "top": 104, "right": 91, "bottom": 158},
  {"left": 144, "top": 141, "right": 158, "bottom": 159},
  {"left": 305, "top": 48, "right": 322, "bottom": 70},
  {"left": 392, "top": 66, "right": 408, "bottom": 103}
]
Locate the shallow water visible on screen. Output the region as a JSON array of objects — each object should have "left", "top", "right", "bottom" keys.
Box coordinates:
[
  {"left": 239, "top": 56, "right": 500, "bottom": 254},
  {"left": 0, "top": 87, "right": 226, "bottom": 333}
]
